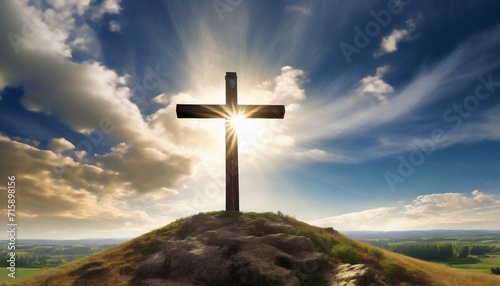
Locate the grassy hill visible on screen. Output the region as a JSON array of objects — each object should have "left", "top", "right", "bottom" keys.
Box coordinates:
[{"left": 6, "top": 212, "right": 500, "bottom": 286}]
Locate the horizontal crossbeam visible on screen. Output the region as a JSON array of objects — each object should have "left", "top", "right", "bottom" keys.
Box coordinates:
[
  {"left": 176, "top": 104, "right": 285, "bottom": 119},
  {"left": 176, "top": 104, "right": 227, "bottom": 118}
]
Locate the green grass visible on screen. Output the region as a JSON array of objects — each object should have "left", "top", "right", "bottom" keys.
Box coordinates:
[
  {"left": 382, "top": 259, "right": 404, "bottom": 284},
  {"left": 331, "top": 244, "right": 359, "bottom": 264},
  {"left": 0, "top": 267, "right": 51, "bottom": 283},
  {"left": 434, "top": 254, "right": 500, "bottom": 274},
  {"left": 368, "top": 247, "right": 385, "bottom": 259},
  {"left": 447, "top": 257, "right": 481, "bottom": 264},
  {"left": 452, "top": 255, "right": 500, "bottom": 274}
]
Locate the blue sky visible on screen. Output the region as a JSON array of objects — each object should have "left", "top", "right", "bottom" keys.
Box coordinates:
[{"left": 0, "top": 0, "right": 499, "bottom": 239}]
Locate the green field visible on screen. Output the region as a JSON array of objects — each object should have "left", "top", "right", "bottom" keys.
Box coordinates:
[
  {"left": 0, "top": 267, "right": 51, "bottom": 283},
  {"left": 448, "top": 254, "right": 500, "bottom": 274}
]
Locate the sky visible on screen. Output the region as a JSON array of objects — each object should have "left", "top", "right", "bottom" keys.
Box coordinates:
[{"left": 0, "top": 0, "right": 499, "bottom": 239}]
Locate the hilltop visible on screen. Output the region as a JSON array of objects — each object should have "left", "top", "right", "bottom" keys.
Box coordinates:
[{"left": 10, "top": 212, "right": 500, "bottom": 286}]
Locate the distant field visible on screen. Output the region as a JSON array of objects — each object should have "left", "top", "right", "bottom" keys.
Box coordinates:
[
  {"left": 348, "top": 230, "right": 500, "bottom": 276},
  {"left": 0, "top": 267, "right": 51, "bottom": 283},
  {"left": 0, "top": 239, "right": 122, "bottom": 284},
  {"left": 448, "top": 254, "right": 500, "bottom": 274}
]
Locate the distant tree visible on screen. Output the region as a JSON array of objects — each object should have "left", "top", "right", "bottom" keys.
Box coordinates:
[
  {"left": 491, "top": 267, "right": 500, "bottom": 275},
  {"left": 437, "top": 244, "right": 453, "bottom": 260},
  {"left": 390, "top": 243, "right": 455, "bottom": 260},
  {"left": 34, "top": 247, "right": 53, "bottom": 254},
  {"left": 459, "top": 246, "right": 470, "bottom": 259},
  {"left": 36, "top": 254, "right": 49, "bottom": 265},
  {"left": 0, "top": 252, "right": 9, "bottom": 267},
  {"left": 27, "top": 255, "right": 36, "bottom": 267},
  {"left": 48, "top": 257, "right": 64, "bottom": 267},
  {"left": 470, "top": 245, "right": 495, "bottom": 256},
  {"left": 17, "top": 255, "right": 27, "bottom": 267}
]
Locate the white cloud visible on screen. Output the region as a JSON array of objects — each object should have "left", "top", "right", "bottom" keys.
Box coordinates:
[
  {"left": 1, "top": 1, "right": 71, "bottom": 57},
  {"left": 311, "top": 207, "right": 397, "bottom": 230},
  {"left": 91, "top": 0, "right": 122, "bottom": 19},
  {"left": 0, "top": 0, "right": 121, "bottom": 57},
  {"left": 286, "top": 5, "right": 312, "bottom": 15},
  {"left": 374, "top": 16, "right": 421, "bottom": 57},
  {"left": 152, "top": 93, "right": 170, "bottom": 105},
  {"left": 255, "top": 66, "right": 307, "bottom": 105},
  {"left": 97, "top": 143, "right": 193, "bottom": 192},
  {"left": 44, "top": 0, "right": 92, "bottom": 16},
  {"left": 273, "top": 66, "right": 307, "bottom": 102},
  {"left": 357, "top": 65, "right": 394, "bottom": 102},
  {"left": 109, "top": 20, "right": 121, "bottom": 32},
  {"left": 376, "top": 29, "right": 409, "bottom": 56},
  {"left": 48, "top": 137, "right": 75, "bottom": 153},
  {"left": 0, "top": 2, "right": 166, "bottom": 149},
  {"left": 310, "top": 190, "right": 500, "bottom": 231}
]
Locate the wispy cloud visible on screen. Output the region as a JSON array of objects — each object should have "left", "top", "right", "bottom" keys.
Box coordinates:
[
  {"left": 286, "top": 5, "right": 312, "bottom": 16},
  {"left": 311, "top": 190, "right": 500, "bottom": 230},
  {"left": 289, "top": 24, "right": 500, "bottom": 163}
]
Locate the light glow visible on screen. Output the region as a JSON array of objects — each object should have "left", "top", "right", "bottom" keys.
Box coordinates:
[
  {"left": 229, "top": 114, "right": 246, "bottom": 132},
  {"left": 228, "top": 112, "right": 266, "bottom": 150}
]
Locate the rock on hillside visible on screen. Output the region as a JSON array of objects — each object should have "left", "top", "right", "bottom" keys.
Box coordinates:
[{"left": 133, "top": 213, "right": 383, "bottom": 285}]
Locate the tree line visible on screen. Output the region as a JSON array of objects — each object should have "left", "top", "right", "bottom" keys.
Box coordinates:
[
  {"left": 29, "top": 246, "right": 93, "bottom": 255},
  {"left": 0, "top": 252, "right": 56, "bottom": 267},
  {"left": 387, "top": 243, "right": 496, "bottom": 260}
]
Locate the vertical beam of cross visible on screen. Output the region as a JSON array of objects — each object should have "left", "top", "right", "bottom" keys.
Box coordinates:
[
  {"left": 225, "top": 72, "right": 239, "bottom": 211},
  {"left": 176, "top": 72, "right": 285, "bottom": 211}
]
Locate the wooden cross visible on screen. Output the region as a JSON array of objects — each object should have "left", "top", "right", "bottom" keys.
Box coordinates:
[{"left": 176, "top": 72, "right": 285, "bottom": 211}]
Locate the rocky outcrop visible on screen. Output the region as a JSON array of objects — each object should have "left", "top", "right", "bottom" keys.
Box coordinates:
[
  {"left": 134, "top": 215, "right": 328, "bottom": 285},
  {"left": 132, "top": 214, "right": 386, "bottom": 286},
  {"left": 330, "top": 264, "right": 386, "bottom": 286}
]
